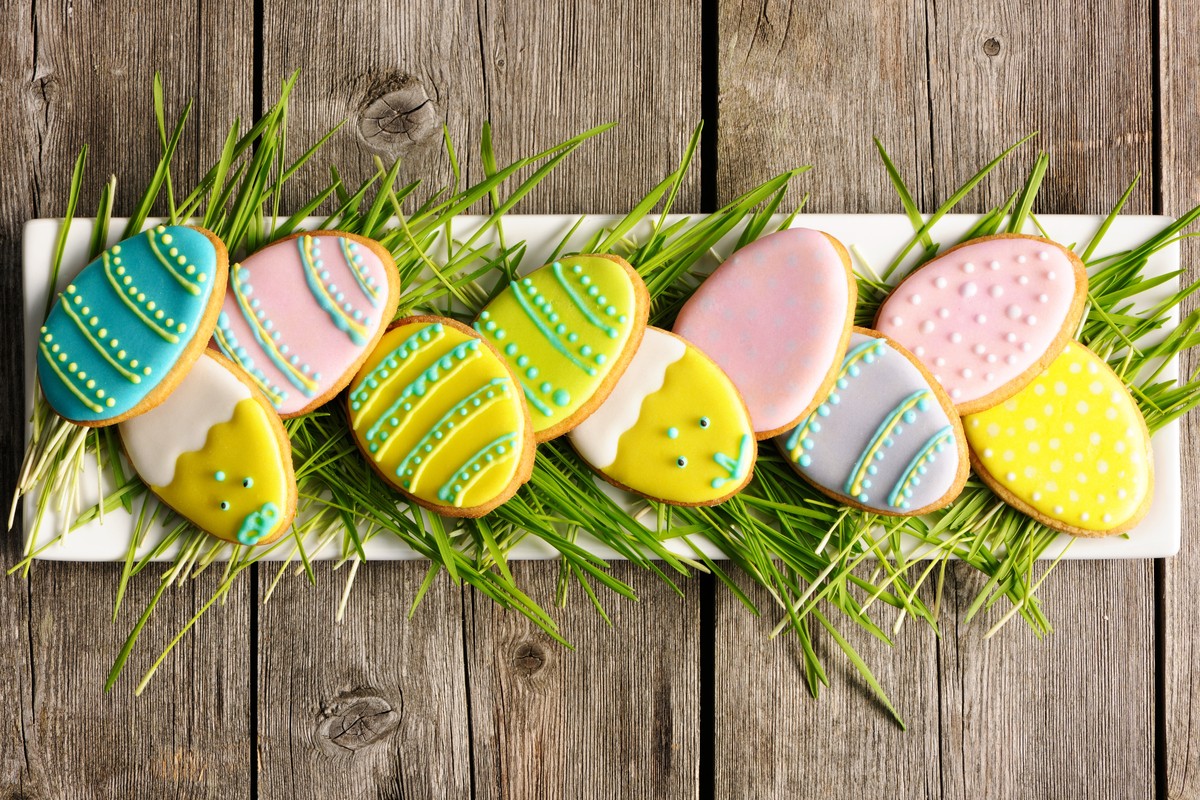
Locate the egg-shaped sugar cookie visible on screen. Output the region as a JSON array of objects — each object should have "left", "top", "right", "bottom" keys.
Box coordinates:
[
  {"left": 964, "top": 341, "right": 1152, "bottom": 537},
  {"left": 118, "top": 350, "right": 296, "bottom": 546},
  {"left": 874, "top": 234, "right": 1088, "bottom": 415},
  {"left": 776, "top": 328, "right": 969, "bottom": 515},
  {"left": 213, "top": 231, "right": 400, "bottom": 418},
  {"left": 37, "top": 225, "right": 228, "bottom": 426},
  {"left": 673, "top": 227, "right": 856, "bottom": 439},
  {"left": 473, "top": 255, "right": 649, "bottom": 441},
  {"left": 567, "top": 327, "right": 756, "bottom": 506},
  {"left": 347, "top": 317, "right": 535, "bottom": 517}
]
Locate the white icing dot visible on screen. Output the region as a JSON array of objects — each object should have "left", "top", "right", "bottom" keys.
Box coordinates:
[
  {"left": 961, "top": 367, "right": 973, "bottom": 379},
  {"left": 950, "top": 332, "right": 963, "bottom": 343},
  {"left": 1028, "top": 442, "right": 1040, "bottom": 454},
  {"left": 1097, "top": 460, "right": 1109, "bottom": 474},
  {"left": 1089, "top": 381, "right": 1103, "bottom": 395},
  {"left": 989, "top": 285, "right": 1004, "bottom": 298},
  {"left": 1017, "top": 255, "right": 1028, "bottom": 264},
  {"left": 1021, "top": 342, "right": 1032, "bottom": 352},
  {"left": 986, "top": 354, "right": 998, "bottom": 364},
  {"left": 975, "top": 314, "right": 988, "bottom": 324},
  {"left": 1081, "top": 512, "right": 1090, "bottom": 522},
  {"left": 963, "top": 262, "right": 976, "bottom": 273},
  {"left": 1043, "top": 403, "right": 1054, "bottom": 416},
  {"left": 1024, "top": 417, "right": 1037, "bottom": 431},
  {"left": 1089, "top": 432, "right": 1101, "bottom": 445},
  {"left": 1115, "top": 441, "right": 1127, "bottom": 454},
  {"left": 1018, "top": 275, "right": 1030, "bottom": 286},
  {"left": 1026, "top": 315, "right": 1038, "bottom": 326},
  {"left": 982, "top": 447, "right": 992, "bottom": 457},
  {"left": 1032, "top": 491, "right": 1043, "bottom": 501},
  {"left": 1006, "top": 354, "right": 1019, "bottom": 365},
  {"left": 1118, "top": 488, "right": 1128, "bottom": 500},
  {"left": 1089, "top": 363, "right": 1100, "bottom": 375},
  {"left": 1105, "top": 408, "right": 1118, "bottom": 420},
  {"left": 1006, "top": 304, "right": 1023, "bottom": 320},
  {"left": 1053, "top": 505, "right": 1064, "bottom": 515},
  {"left": 1003, "top": 450, "right": 1015, "bottom": 461},
  {"left": 1024, "top": 466, "right": 1037, "bottom": 477},
  {"left": 1103, "top": 514, "right": 1113, "bottom": 524},
  {"left": 973, "top": 343, "right": 987, "bottom": 355},
  {"left": 920, "top": 320, "right": 935, "bottom": 334},
  {"left": 987, "top": 423, "right": 1001, "bottom": 436},
  {"left": 939, "top": 307, "right": 951, "bottom": 319},
  {"left": 989, "top": 260, "right": 1001, "bottom": 270},
  {"left": 891, "top": 315, "right": 904, "bottom": 326},
  {"left": 1068, "top": 362, "right": 1082, "bottom": 374},
  {"left": 985, "top": 372, "right": 995, "bottom": 381},
  {"left": 1069, "top": 490, "right": 1080, "bottom": 502},
  {"left": 914, "top": 346, "right": 926, "bottom": 356},
  {"left": 1050, "top": 460, "right": 1062, "bottom": 473},
  {"left": 1003, "top": 400, "right": 1019, "bottom": 412},
  {"left": 951, "top": 388, "right": 963, "bottom": 398},
  {"left": 1005, "top": 472, "right": 1017, "bottom": 481},
  {"left": 910, "top": 294, "right": 923, "bottom": 305},
  {"left": 1049, "top": 438, "right": 1061, "bottom": 450},
  {"left": 1064, "top": 422, "right": 1075, "bottom": 434},
  {"left": 1038, "top": 251, "right": 1051, "bottom": 261},
  {"left": 1074, "top": 454, "right": 1084, "bottom": 463},
  {"left": 960, "top": 282, "right": 978, "bottom": 298},
  {"left": 1047, "top": 271, "right": 1057, "bottom": 280},
  {"left": 1038, "top": 293, "right": 1049, "bottom": 303},
  {"left": 935, "top": 357, "right": 946, "bottom": 367},
  {"left": 1054, "top": 381, "right": 1068, "bottom": 396},
  {"left": 1034, "top": 384, "right": 1046, "bottom": 396},
  {"left": 934, "top": 277, "right": 948, "bottom": 289}
]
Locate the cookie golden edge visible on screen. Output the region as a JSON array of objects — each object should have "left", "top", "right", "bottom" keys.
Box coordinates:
[
  {"left": 774, "top": 326, "right": 971, "bottom": 517},
  {"left": 266, "top": 229, "right": 403, "bottom": 419},
  {"left": 872, "top": 233, "right": 1090, "bottom": 417},
  {"left": 347, "top": 315, "right": 537, "bottom": 519},
  {"left": 572, "top": 328, "right": 758, "bottom": 508},
  {"left": 753, "top": 232, "right": 858, "bottom": 441},
  {"left": 120, "top": 348, "right": 299, "bottom": 547},
  {"left": 44, "top": 225, "right": 230, "bottom": 428},
  {"left": 532, "top": 253, "right": 651, "bottom": 443}
]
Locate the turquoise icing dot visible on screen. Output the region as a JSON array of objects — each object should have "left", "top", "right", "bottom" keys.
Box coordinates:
[
  {"left": 552, "top": 389, "right": 571, "bottom": 407},
  {"left": 215, "top": 471, "right": 226, "bottom": 481},
  {"left": 666, "top": 427, "right": 679, "bottom": 439}
]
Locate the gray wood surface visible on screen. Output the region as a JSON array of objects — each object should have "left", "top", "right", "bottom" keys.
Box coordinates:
[{"left": 0, "top": 1, "right": 1193, "bottom": 798}]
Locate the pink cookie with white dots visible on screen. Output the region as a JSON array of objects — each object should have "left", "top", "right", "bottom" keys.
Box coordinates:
[
  {"left": 873, "top": 233, "right": 1088, "bottom": 415},
  {"left": 673, "top": 228, "right": 857, "bottom": 439}
]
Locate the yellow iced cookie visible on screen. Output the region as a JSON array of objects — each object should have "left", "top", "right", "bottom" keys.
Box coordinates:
[{"left": 964, "top": 341, "right": 1153, "bottom": 536}]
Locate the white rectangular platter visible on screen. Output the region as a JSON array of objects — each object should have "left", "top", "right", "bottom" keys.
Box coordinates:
[{"left": 21, "top": 213, "right": 1182, "bottom": 561}]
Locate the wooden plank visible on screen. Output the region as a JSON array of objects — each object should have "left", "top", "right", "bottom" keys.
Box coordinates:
[
  {"left": 714, "top": 2, "right": 942, "bottom": 797},
  {"left": 927, "top": 2, "right": 1156, "bottom": 798},
  {"left": 257, "top": 564, "right": 472, "bottom": 799},
  {"left": 255, "top": 1, "right": 485, "bottom": 794},
  {"left": 0, "top": 3, "right": 256, "bottom": 796},
  {"left": 1158, "top": 1, "right": 1200, "bottom": 795},
  {"left": 460, "top": 3, "right": 704, "bottom": 796},
  {"left": 465, "top": 563, "right": 701, "bottom": 799}
]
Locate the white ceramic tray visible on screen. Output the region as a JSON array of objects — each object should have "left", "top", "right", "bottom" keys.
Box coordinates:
[{"left": 21, "top": 214, "right": 1182, "bottom": 561}]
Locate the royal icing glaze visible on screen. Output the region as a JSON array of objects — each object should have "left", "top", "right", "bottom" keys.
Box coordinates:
[
  {"left": 673, "top": 228, "right": 855, "bottom": 436},
  {"left": 37, "top": 225, "right": 222, "bottom": 424},
  {"left": 213, "top": 232, "right": 398, "bottom": 416},
  {"left": 874, "top": 234, "right": 1086, "bottom": 411},
  {"left": 119, "top": 351, "right": 294, "bottom": 546},
  {"left": 964, "top": 341, "right": 1152, "bottom": 534},
  {"left": 348, "top": 319, "right": 532, "bottom": 513},
  {"left": 568, "top": 327, "right": 756, "bottom": 505},
  {"left": 473, "top": 255, "right": 645, "bottom": 439},
  {"left": 777, "top": 330, "right": 967, "bottom": 514}
]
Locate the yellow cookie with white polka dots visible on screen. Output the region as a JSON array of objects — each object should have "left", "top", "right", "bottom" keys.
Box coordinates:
[{"left": 963, "top": 341, "right": 1152, "bottom": 537}]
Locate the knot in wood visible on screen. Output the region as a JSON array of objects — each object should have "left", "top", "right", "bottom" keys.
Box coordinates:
[
  {"left": 983, "top": 38, "right": 1002, "bottom": 57},
  {"left": 358, "top": 74, "right": 440, "bottom": 154},
  {"left": 512, "top": 641, "right": 547, "bottom": 675},
  {"left": 314, "top": 688, "right": 401, "bottom": 756}
]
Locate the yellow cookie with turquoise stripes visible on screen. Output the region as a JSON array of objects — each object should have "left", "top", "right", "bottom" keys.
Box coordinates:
[
  {"left": 347, "top": 317, "right": 536, "bottom": 517},
  {"left": 473, "top": 254, "right": 649, "bottom": 441}
]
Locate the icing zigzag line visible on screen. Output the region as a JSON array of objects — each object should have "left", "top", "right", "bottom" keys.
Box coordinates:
[
  {"left": 843, "top": 389, "right": 933, "bottom": 503},
  {"left": 437, "top": 432, "right": 518, "bottom": 506},
  {"left": 299, "top": 235, "right": 371, "bottom": 344},
  {"left": 887, "top": 425, "right": 954, "bottom": 509},
  {"left": 393, "top": 378, "right": 512, "bottom": 485}
]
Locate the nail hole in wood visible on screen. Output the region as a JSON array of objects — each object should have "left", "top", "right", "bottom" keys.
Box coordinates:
[
  {"left": 314, "top": 688, "right": 402, "bottom": 756},
  {"left": 983, "top": 37, "right": 1002, "bottom": 57},
  {"left": 358, "top": 73, "right": 441, "bottom": 155}
]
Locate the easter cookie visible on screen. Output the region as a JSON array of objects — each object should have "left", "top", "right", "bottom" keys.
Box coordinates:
[
  {"left": 118, "top": 350, "right": 296, "bottom": 546},
  {"left": 874, "top": 234, "right": 1088, "bottom": 414},
  {"left": 37, "top": 225, "right": 228, "bottom": 426},
  {"left": 473, "top": 254, "right": 649, "bottom": 441},
  {"left": 213, "top": 230, "right": 400, "bottom": 417},
  {"left": 347, "top": 317, "right": 535, "bottom": 517},
  {"left": 777, "top": 328, "right": 969, "bottom": 515},
  {"left": 674, "top": 227, "right": 856, "bottom": 438},
  {"left": 964, "top": 341, "right": 1152, "bottom": 536},
  {"left": 567, "top": 327, "right": 756, "bottom": 506}
]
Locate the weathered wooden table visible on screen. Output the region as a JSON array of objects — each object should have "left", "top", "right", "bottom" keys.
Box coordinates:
[{"left": 2, "top": 2, "right": 1196, "bottom": 797}]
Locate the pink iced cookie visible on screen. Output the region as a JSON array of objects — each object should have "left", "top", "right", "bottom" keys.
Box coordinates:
[
  {"left": 673, "top": 228, "right": 857, "bottom": 439},
  {"left": 874, "top": 234, "right": 1088, "bottom": 415},
  {"left": 213, "top": 231, "right": 401, "bottom": 417}
]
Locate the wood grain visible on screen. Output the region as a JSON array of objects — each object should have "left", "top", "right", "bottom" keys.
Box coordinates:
[
  {"left": 1159, "top": 1, "right": 1200, "bottom": 796},
  {"left": 1, "top": 3, "right": 256, "bottom": 797},
  {"left": 928, "top": 2, "right": 1156, "bottom": 798},
  {"left": 257, "top": 563, "right": 472, "bottom": 799},
  {"left": 714, "top": 2, "right": 942, "bottom": 797},
  {"left": 465, "top": 563, "right": 701, "bottom": 800}
]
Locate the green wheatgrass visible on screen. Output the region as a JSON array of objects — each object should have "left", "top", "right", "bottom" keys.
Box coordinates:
[{"left": 9, "top": 76, "right": 1200, "bottom": 724}]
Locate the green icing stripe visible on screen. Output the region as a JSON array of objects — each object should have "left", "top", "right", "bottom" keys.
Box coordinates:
[
  {"left": 340, "top": 237, "right": 382, "bottom": 305},
  {"left": 59, "top": 293, "right": 143, "bottom": 384},
  {"left": 298, "top": 235, "right": 371, "bottom": 344},
  {"left": 100, "top": 252, "right": 179, "bottom": 343},
  {"left": 508, "top": 280, "right": 597, "bottom": 377},
  {"left": 437, "top": 432, "right": 517, "bottom": 505},
  {"left": 363, "top": 341, "right": 481, "bottom": 442},
  {"left": 350, "top": 324, "right": 446, "bottom": 408},
  {"left": 38, "top": 341, "right": 104, "bottom": 413},
  {"left": 146, "top": 228, "right": 202, "bottom": 295},
  {"left": 551, "top": 262, "right": 618, "bottom": 338},
  {"left": 394, "top": 377, "right": 512, "bottom": 485},
  {"left": 229, "top": 264, "right": 320, "bottom": 395}
]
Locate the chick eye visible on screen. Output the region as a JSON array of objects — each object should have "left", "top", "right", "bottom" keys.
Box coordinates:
[
  {"left": 699, "top": 417, "right": 710, "bottom": 429},
  {"left": 219, "top": 501, "right": 230, "bottom": 511},
  {"left": 676, "top": 456, "right": 688, "bottom": 468},
  {"left": 242, "top": 477, "right": 254, "bottom": 488}
]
